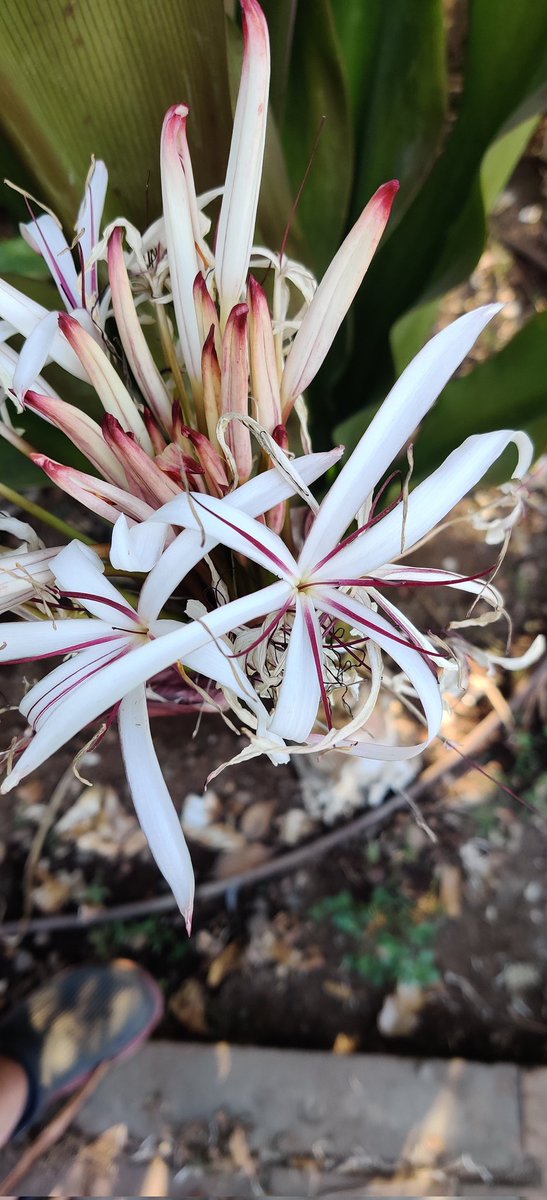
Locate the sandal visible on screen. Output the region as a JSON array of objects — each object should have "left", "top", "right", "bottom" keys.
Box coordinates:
[{"left": 0, "top": 958, "right": 163, "bottom": 1135}]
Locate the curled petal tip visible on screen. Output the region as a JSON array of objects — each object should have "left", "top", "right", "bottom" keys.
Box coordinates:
[
  {"left": 375, "top": 179, "right": 400, "bottom": 215},
  {"left": 184, "top": 910, "right": 193, "bottom": 937}
]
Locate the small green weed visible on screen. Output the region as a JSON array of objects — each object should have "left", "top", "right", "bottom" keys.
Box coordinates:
[
  {"left": 310, "top": 884, "right": 440, "bottom": 988},
  {"left": 89, "top": 916, "right": 189, "bottom": 963}
]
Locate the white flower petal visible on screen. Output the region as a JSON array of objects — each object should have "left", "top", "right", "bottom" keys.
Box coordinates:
[
  {"left": 323, "top": 428, "right": 533, "bottom": 581},
  {"left": 20, "top": 214, "right": 80, "bottom": 309},
  {"left": 52, "top": 541, "right": 141, "bottom": 629},
  {"left": 13, "top": 311, "right": 60, "bottom": 400},
  {"left": 0, "top": 514, "right": 43, "bottom": 550},
  {"left": 316, "top": 586, "right": 444, "bottom": 752},
  {"left": 299, "top": 304, "right": 501, "bottom": 574},
  {"left": 215, "top": 0, "right": 270, "bottom": 324},
  {"left": 0, "top": 279, "right": 88, "bottom": 380},
  {"left": 1, "top": 581, "right": 290, "bottom": 788},
  {"left": 489, "top": 633, "right": 545, "bottom": 671},
  {"left": 110, "top": 515, "right": 168, "bottom": 573},
  {"left": 150, "top": 492, "right": 298, "bottom": 581},
  {"left": 160, "top": 105, "right": 203, "bottom": 387},
  {"left": 0, "top": 617, "right": 121, "bottom": 664},
  {"left": 76, "top": 159, "right": 108, "bottom": 302},
  {"left": 281, "top": 182, "right": 398, "bottom": 415},
  {"left": 119, "top": 684, "right": 194, "bottom": 929},
  {"left": 139, "top": 448, "right": 343, "bottom": 625},
  {"left": 268, "top": 595, "right": 321, "bottom": 742}
]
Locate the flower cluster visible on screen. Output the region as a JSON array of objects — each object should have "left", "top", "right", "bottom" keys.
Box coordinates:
[{"left": 0, "top": 0, "right": 541, "bottom": 930}]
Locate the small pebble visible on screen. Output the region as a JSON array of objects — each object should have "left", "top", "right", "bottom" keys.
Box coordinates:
[{"left": 518, "top": 203, "right": 542, "bottom": 224}]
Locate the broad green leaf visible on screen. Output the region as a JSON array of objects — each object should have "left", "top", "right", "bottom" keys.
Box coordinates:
[
  {"left": 336, "top": 0, "right": 448, "bottom": 230},
  {"left": 480, "top": 115, "right": 540, "bottom": 212},
  {"left": 390, "top": 298, "right": 440, "bottom": 377},
  {"left": 0, "top": 238, "right": 50, "bottom": 280},
  {"left": 336, "top": 0, "right": 547, "bottom": 423},
  {"left": 0, "top": 0, "right": 232, "bottom": 229},
  {"left": 260, "top": 0, "right": 298, "bottom": 125},
  {"left": 279, "top": 0, "right": 353, "bottom": 274},
  {"left": 389, "top": 113, "right": 541, "bottom": 378}
]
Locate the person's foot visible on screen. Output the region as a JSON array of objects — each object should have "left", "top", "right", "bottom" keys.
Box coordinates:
[{"left": 0, "top": 959, "right": 163, "bottom": 1140}]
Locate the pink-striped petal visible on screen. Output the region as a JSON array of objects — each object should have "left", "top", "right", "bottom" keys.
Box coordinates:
[
  {"left": 321, "top": 429, "right": 533, "bottom": 581},
  {"left": 20, "top": 214, "right": 80, "bottom": 310},
  {"left": 268, "top": 596, "right": 321, "bottom": 741},
  {"left": 299, "top": 304, "right": 502, "bottom": 575},
  {"left": 1, "top": 580, "right": 290, "bottom": 788},
  {"left": 108, "top": 226, "right": 173, "bottom": 430},
  {"left": 160, "top": 105, "right": 203, "bottom": 388},
  {"left": 215, "top": 0, "right": 270, "bottom": 325},
  {"left": 316, "top": 586, "right": 444, "bottom": 753},
  {"left": 221, "top": 302, "right": 252, "bottom": 481},
  {"left": 76, "top": 158, "right": 108, "bottom": 303},
  {"left": 51, "top": 541, "right": 141, "bottom": 628},
  {"left": 281, "top": 182, "right": 399, "bottom": 418},
  {"left": 58, "top": 313, "right": 153, "bottom": 451}
]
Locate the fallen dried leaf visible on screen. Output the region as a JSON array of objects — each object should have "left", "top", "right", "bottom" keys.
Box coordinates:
[
  {"left": 214, "top": 842, "right": 273, "bottom": 879},
  {"left": 322, "top": 980, "right": 354, "bottom": 1002},
  {"left": 277, "top": 808, "right": 315, "bottom": 846},
  {"left": 169, "top": 979, "right": 209, "bottom": 1035},
  {"left": 228, "top": 1125, "right": 255, "bottom": 1176},
  {"left": 207, "top": 941, "right": 242, "bottom": 989},
  {"left": 439, "top": 863, "right": 463, "bottom": 917},
  {"left": 333, "top": 1032, "right": 360, "bottom": 1054},
  {"left": 31, "top": 866, "right": 84, "bottom": 914},
  {"left": 239, "top": 799, "right": 275, "bottom": 840}
]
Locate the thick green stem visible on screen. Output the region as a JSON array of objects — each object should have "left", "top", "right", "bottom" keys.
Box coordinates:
[{"left": 0, "top": 481, "right": 94, "bottom": 544}]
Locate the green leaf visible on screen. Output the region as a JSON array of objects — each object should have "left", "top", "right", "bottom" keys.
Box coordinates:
[
  {"left": 0, "top": 238, "right": 50, "bottom": 280},
  {"left": 0, "top": 0, "right": 232, "bottom": 229},
  {"left": 336, "top": 0, "right": 547, "bottom": 423},
  {"left": 336, "top": 0, "right": 448, "bottom": 230},
  {"left": 260, "top": 0, "right": 298, "bottom": 125},
  {"left": 279, "top": 0, "right": 353, "bottom": 274}
]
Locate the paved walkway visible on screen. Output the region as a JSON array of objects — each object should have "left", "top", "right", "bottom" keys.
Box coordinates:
[{"left": 1, "top": 1044, "right": 546, "bottom": 1195}]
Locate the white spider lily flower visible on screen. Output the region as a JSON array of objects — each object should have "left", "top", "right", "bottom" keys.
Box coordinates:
[
  {"left": 0, "top": 161, "right": 108, "bottom": 394},
  {"left": 20, "top": 158, "right": 108, "bottom": 314},
  {"left": 138, "top": 446, "right": 344, "bottom": 620},
  {"left": 215, "top": 0, "right": 270, "bottom": 326},
  {"left": 0, "top": 540, "right": 274, "bottom": 929},
  {"left": 145, "top": 306, "right": 534, "bottom": 758}
]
